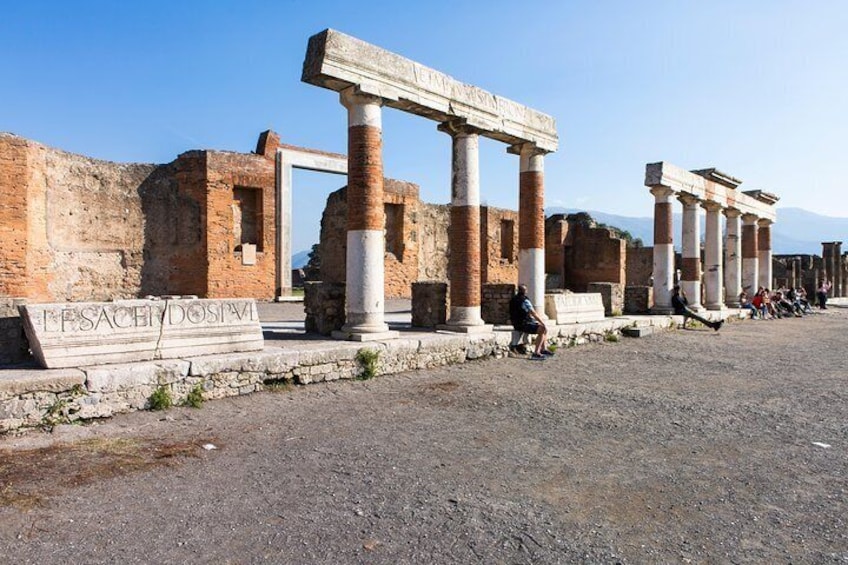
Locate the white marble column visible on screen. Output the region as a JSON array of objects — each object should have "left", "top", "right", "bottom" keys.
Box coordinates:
[
  {"left": 723, "top": 208, "right": 742, "bottom": 307},
  {"left": 438, "top": 122, "right": 488, "bottom": 331},
  {"left": 650, "top": 186, "right": 675, "bottom": 313},
  {"left": 741, "top": 214, "right": 759, "bottom": 292},
  {"left": 758, "top": 219, "right": 773, "bottom": 290},
  {"left": 703, "top": 201, "right": 724, "bottom": 310},
  {"left": 336, "top": 87, "right": 394, "bottom": 340},
  {"left": 679, "top": 194, "right": 703, "bottom": 310},
  {"left": 516, "top": 144, "right": 547, "bottom": 320}
]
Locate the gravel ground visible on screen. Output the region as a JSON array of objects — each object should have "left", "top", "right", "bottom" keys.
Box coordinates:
[{"left": 0, "top": 309, "right": 846, "bottom": 564}]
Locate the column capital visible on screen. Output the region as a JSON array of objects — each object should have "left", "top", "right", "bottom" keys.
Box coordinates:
[
  {"left": 649, "top": 185, "right": 675, "bottom": 200},
  {"left": 757, "top": 218, "right": 773, "bottom": 228},
  {"left": 506, "top": 141, "right": 549, "bottom": 157},
  {"left": 678, "top": 193, "right": 700, "bottom": 207},
  {"left": 339, "top": 86, "right": 384, "bottom": 109},
  {"left": 701, "top": 200, "right": 723, "bottom": 213},
  {"left": 741, "top": 213, "right": 759, "bottom": 225},
  {"left": 723, "top": 207, "right": 742, "bottom": 219},
  {"left": 437, "top": 119, "right": 482, "bottom": 138}
]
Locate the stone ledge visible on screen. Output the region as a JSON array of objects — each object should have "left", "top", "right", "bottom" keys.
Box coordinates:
[{"left": 0, "top": 369, "right": 86, "bottom": 396}]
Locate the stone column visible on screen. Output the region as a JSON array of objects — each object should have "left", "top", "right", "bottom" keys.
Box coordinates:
[
  {"left": 821, "top": 242, "right": 834, "bottom": 294},
  {"left": 702, "top": 201, "right": 724, "bottom": 310},
  {"left": 757, "top": 219, "right": 773, "bottom": 290},
  {"left": 678, "top": 194, "right": 702, "bottom": 310},
  {"left": 835, "top": 242, "right": 843, "bottom": 296},
  {"left": 650, "top": 186, "right": 675, "bottom": 313},
  {"left": 723, "top": 208, "right": 742, "bottom": 307},
  {"left": 741, "top": 214, "right": 759, "bottom": 292},
  {"left": 336, "top": 88, "right": 394, "bottom": 339},
  {"left": 438, "top": 122, "right": 489, "bottom": 331},
  {"left": 516, "top": 144, "right": 547, "bottom": 320}
]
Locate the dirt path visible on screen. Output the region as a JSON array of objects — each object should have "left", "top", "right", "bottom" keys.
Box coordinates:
[{"left": 1, "top": 310, "right": 846, "bottom": 563}]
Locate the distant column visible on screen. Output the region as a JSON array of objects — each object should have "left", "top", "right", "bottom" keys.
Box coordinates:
[
  {"left": 338, "top": 88, "right": 390, "bottom": 337},
  {"left": 835, "top": 242, "right": 843, "bottom": 296},
  {"left": 516, "top": 143, "right": 547, "bottom": 321},
  {"left": 679, "top": 194, "right": 702, "bottom": 310},
  {"left": 438, "top": 121, "right": 487, "bottom": 330},
  {"left": 741, "top": 214, "right": 759, "bottom": 291},
  {"left": 650, "top": 186, "right": 675, "bottom": 313},
  {"left": 723, "top": 208, "right": 742, "bottom": 307},
  {"left": 757, "top": 219, "right": 773, "bottom": 290},
  {"left": 703, "top": 201, "right": 724, "bottom": 310}
]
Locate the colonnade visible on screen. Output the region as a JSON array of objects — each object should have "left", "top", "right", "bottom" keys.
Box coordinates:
[
  {"left": 337, "top": 91, "right": 551, "bottom": 338},
  {"left": 646, "top": 164, "right": 779, "bottom": 313}
]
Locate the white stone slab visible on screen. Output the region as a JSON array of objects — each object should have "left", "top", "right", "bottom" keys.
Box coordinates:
[
  {"left": 544, "top": 293, "right": 606, "bottom": 325},
  {"left": 19, "top": 298, "right": 263, "bottom": 369}
]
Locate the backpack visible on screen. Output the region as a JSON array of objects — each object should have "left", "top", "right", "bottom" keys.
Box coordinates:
[{"left": 509, "top": 293, "right": 527, "bottom": 329}]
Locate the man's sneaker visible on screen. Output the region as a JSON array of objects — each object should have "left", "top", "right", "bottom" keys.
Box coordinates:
[
  {"left": 530, "top": 353, "right": 547, "bottom": 361},
  {"left": 713, "top": 320, "right": 724, "bottom": 332},
  {"left": 541, "top": 349, "right": 555, "bottom": 356},
  {"left": 515, "top": 344, "right": 528, "bottom": 355}
]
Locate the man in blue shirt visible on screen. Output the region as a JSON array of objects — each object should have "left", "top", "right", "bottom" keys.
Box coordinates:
[{"left": 509, "top": 284, "right": 553, "bottom": 359}]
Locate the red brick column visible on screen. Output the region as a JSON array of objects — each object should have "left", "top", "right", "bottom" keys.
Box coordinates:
[
  {"left": 438, "top": 122, "right": 487, "bottom": 329},
  {"left": 338, "top": 88, "right": 391, "bottom": 337},
  {"left": 678, "top": 193, "right": 702, "bottom": 310},
  {"left": 757, "top": 219, "right": 772, "bottom": 290},
  {"left": 513, "top": 143, "right": 547, "bottom": 320},
  {"left": 741, "top": 214, "right": 759, "bottom": 291}
]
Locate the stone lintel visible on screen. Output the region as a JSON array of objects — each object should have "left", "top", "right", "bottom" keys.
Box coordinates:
[
  {"left": 302, "top": 29, "right": 558, "bottom": 152},
  {"left": 644, "top": 161, "right": 777, "bottom": 222},
  {"left": 690, "top": 168, "right": 743, "bottom": 189}
]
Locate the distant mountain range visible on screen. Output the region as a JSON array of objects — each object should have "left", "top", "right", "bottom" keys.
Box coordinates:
[
  {"left": 545, "top": 207, "right": 847, "bottom": 256},
  {"left": 290, "top": 207, "right": 846, "bottom": 264}
]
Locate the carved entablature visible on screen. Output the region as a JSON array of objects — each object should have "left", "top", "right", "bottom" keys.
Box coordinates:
[{"left": 302, "top": 29, "right": 558, "bottom": 153}]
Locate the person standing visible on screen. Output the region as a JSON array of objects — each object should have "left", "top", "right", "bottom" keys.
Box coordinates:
[
  {"left": 509, "top": 284, "right": 552, "bottom": 360},
  {"left": 671, "top": 286, "right": 723, "bottom": 331},
  {"left": 817, "top": 279, "right": 832, "bottom": 309}
]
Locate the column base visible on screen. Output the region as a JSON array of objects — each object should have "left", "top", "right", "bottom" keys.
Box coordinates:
[
  {"left": 704, "top": 303, "right": 726, "bottom": 312},
  {"left": 332, "top": 329, "right": 399, "bottom": 342},
  {"left": 436, "top": 324, "right": 494, "bottom": 334},
  {"left": 650, "top": 306, "right": 675, "bottom": 315}
]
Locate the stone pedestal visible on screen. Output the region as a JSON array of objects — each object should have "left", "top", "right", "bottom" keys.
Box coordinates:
[
  {"left": 624, "top": 286, "right": 653, "bottom": 314},
  {"left": 304, "top": 281, "right": 345, "bottom": 336},
  {"left": 587, "top": 282, "right": 623, "bottom": 316},
  {"left": 411, "top": 282, "right": 448, "bottom": 328}
]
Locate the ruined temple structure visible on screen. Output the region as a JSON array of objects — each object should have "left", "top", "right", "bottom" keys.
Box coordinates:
[
  {"left": 773, "top": 244, "right": 848, "bottom": 299},
  {"left": 301, "top": 29, "right": 558, "bottom": 339},
  {"left": 645, "top": 164, "right": 780, "bottom": 312}
]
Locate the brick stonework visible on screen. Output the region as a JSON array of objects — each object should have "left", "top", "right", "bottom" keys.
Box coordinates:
[
  {"left": 758, "top": 225, "right": 771, "bottom": 251},
  {"left": 304, "top": 281, "right": 345, "bottom": 335},
  {"left": 0, "top": 135, "right": 29, "bottom": 298},
  {"left": 742, "top": 224, "right": 758, "bottom": 258},
  {"left": 624, "top": 286, "right": 653, "bottom": 313},
  {"left": 654, "top": 202, "right": 672, "bottom": 245},
  {"left": 481, "top": 283, "right": 515, "bottom": 325},
  {"left": 561, "top": 224, "right": 626, "bottom": 292},
  {"left": 481, "top": 207, "right": 519, "bottom": 285},
  {"left": 519, "top": 171, "right": 544, "bottom": 249},
  {"left": 448, "top": 205, "right": 481, "bottom": 307},
  {"left": 681, "top": 257, "right": 700, "bottom": 280},
  {"left": 411, "top": 281, "right": 448, "bottom": 328},
  {"left": 587, "top": 282, "right": 624, "bottom": 316},
  {"left": 625, "top": 246, "right": 654, "bottom": 286},
  {"left": 347, "top": 125, "right": 384, "bottom": 232}
]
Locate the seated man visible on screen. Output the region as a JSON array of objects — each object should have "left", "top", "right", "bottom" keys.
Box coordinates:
[
  {"left": 671, "top": 286, "right": 723, "bottom": 331},
  {"left": 509, "top": 284, "right": 553, "bottom": 359}
]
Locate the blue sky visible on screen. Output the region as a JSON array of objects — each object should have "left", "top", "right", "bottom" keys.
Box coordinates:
[{"left": 2, "top": 1, "right": 846, "bottom": 253}]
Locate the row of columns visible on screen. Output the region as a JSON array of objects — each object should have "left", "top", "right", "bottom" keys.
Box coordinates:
[
  {"left": 652, "top": 189, "right": 774, "bottom": 313},
  {"left": 339, "top": 87, "right": 548, "bottom": 338},
  {"left": 821, "top": 242, "right": 844, "bottom": 297}
]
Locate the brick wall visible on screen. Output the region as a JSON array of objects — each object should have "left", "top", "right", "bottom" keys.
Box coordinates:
[
  {"left": 0, "top": 135, "right": 29, "bottom": 298},
  {"left": 563, "top": 224, "right": 626, "bottom": 292},
  {"left": 626, "top": 246, "right": 654, "bottom": 286},
  {"left": 481, "top": 207, "right": 519, "bottom": 285}
]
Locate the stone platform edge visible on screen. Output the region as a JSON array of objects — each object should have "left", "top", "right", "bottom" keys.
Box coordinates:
[{"left": 0, "top": 312, "right": 738, "bottom": 434}]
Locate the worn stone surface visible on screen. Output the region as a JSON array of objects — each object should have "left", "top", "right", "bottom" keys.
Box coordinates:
[
  {"left": 302, "top": 29, "right": 558, "bottom": 152},
  {"left": 587, "top": 282, "right": 624, "bottom": 316},
  {"left": 411, "top": 282, "right": 447, "bottom": 328},
  {"left": 545, "top": 292, "right": 606, "bottom": 324},
  {"left": 20, "top": 299, "right": 263, "bottom": 369}
]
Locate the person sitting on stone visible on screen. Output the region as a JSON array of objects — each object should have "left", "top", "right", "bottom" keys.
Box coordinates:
[
  {"left": 796, "top": 287, "right": 813, "bottom": 313},
  {"left": 739, "top": 287, "right": 760, "bottom": 319},
  {"left": 509, "top": 284, "right": 552, "bottom": 359},
  {"left": 671, "top": 285, "right": 723, "bottom": 331},
  {"left": 751, "top": 288, "right": 770, "bottom": 319}
]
